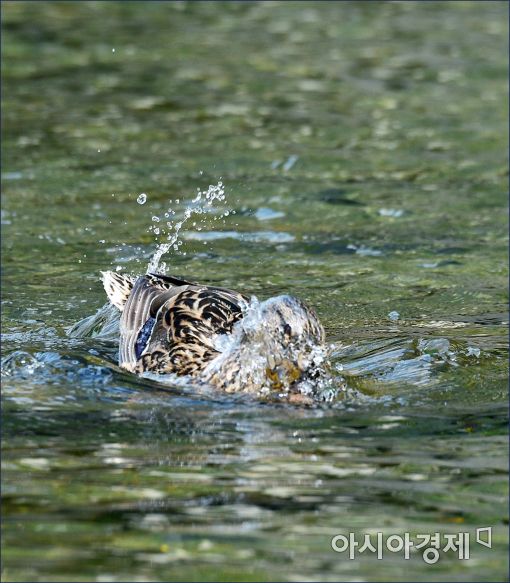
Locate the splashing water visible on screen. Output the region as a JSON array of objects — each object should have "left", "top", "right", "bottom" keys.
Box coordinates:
[
  {"left": 146, "top": 181, "right": 229, "bottom": 274},
  {"left": 199, "top": 295, "right": 338, "bottom": 401},
  {"left": 103, "top": 181, "right": 237, "bottom": 273}
]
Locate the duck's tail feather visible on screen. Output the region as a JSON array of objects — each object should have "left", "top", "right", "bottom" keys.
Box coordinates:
[{"left": 101, "top": 271, "right": 136, "bottom": 311}]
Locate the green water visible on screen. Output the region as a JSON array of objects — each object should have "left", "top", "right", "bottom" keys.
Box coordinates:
[{"left": 1, "top": 2, "right": 508, "bottom": 581}]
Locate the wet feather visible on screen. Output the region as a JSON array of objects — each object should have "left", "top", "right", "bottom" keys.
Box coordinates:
[{"left": 102, "top": 271, "right": 326, "bottom": 394}]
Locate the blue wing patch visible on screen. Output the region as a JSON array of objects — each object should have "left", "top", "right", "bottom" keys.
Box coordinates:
[{"left": 135, "top": 317, "right": 156, "bottom": 360}]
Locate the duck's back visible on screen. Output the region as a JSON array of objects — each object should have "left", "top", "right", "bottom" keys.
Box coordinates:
[{"left": 104, "top": 272, "right": 248, "bottom": 375}]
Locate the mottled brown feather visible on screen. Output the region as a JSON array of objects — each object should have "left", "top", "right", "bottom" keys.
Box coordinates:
[{"left": 115, "top": 273, "right": 248, "bottom": 374}]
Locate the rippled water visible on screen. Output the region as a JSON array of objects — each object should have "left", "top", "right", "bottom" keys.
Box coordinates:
[{"left": 2, "top": 2, "right": 508, "bottom": 581}]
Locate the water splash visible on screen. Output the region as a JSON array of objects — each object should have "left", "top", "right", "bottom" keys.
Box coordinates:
[
  {"left": 67, "top": 302, "right": 120, "bottom": 340},
  {"left": 201, "top": 295, "right": 337, "bottom": 401},
  {"left": 146, "top": 181, "right": 229, "bottom": 274}
]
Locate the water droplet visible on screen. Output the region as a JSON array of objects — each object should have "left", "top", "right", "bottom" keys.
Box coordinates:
[
  {"left": 146, "top": 181, "right": 230, "bottom": 272},
  {"left": 137, "top": 193, "right": 147, "bottom": 205},
  {"left": 152, "top": 216, "right": 160, "bottom": 222},
  {"left": 379, "top": 208, "right": 404, "bottom": 218}
]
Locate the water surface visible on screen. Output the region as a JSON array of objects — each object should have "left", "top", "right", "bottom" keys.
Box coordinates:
[{"left": 2, "top": 2, "right": 508, "bottom": 581}]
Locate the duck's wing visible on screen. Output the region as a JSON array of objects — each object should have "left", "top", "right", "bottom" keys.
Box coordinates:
[
  {"left": 118, "top": 273, "right": 248, "bottom": 374},
  {"left": 135, "top": 285, "right": 249, "bottom": 375},
  {"left": 118, "top": 275, "right": 187, "bottom": 366}
]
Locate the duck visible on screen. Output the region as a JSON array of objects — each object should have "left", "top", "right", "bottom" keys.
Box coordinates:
[{"left": 102, "top": 270, "right": 328, "bottom": 399}]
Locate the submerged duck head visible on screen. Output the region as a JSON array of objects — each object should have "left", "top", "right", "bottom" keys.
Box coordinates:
[{"left": 203, "top": 294, "right": 327, "bottom": 394}]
